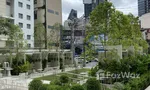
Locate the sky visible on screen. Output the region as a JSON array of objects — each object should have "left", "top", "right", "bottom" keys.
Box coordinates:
[{"left": 62, "top": 0, "right": 138, "bottom": 23}]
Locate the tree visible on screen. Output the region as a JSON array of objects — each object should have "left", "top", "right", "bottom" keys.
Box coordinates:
[
  {"left": 48, "top": 23, "right": 62, "bottom": 50},
  {"left": 0, "top": 17, "right": 28, "bottom": 75},
  {"left": 85, "top": 1, "right": 148, "bottom": 60},
  {"left": 86, "top": 78, "right": 101, "bottom": 90},
  {"left": 0, "top": 17, "right": 11, "bottom": 35},
  {"left": 48, "top": 23, "right": 64, "bottom": 71},
  {"left": 34, "top": 23, "right": 46, "bottom": 52}
]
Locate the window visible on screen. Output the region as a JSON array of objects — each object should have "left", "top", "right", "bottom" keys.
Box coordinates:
[
  {"left": 27, "top": 15, "right": 31, "bottom": 20},
  {"left": 27, "top": 43, "right": 31, "bottom": 48},
  {"left": 18, "top": 2, "right": 23, "bottom": 7},
  {"left": 27, "top": 35, "right": 31, "bottom": 40},
  {"left": 34, "top": 0, "right": 37, "bottom": 4},
  {"left": 18, "top": 13, "right": 23, "bottom": 19},
  {"left": 6, "top": 2, "right": 11, "bottom": 6},
  {"left": 27, "top": 24, "right": 31, "bottom": 29},
  {"left": 55, "top": 11, "right": 59, "bottom": 15},
  {"left": 19, "top": 23, "right": 23, "bottom": 28},
  {"left": 34, "top": 11, "right": 37, "bottom": 19},
  {"left": 48, "top": 9, "right": 54, "bottom": 14},
  {"left": 27, "top": 4, "right": 30, "bottom": 9},
  {"left": 48, "top": 25, "right": 53, "bottom": 29}
]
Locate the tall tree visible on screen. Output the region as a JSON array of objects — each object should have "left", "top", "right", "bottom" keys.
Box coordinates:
[
  {"left": 48, "top": 23, "right": 62, "bottom": 51},
  {"left": 34, "top": 23, "right": 46, "bottom": 52},
  {"left": 85, "top": 1, "right": 148, "bottom": 59}
]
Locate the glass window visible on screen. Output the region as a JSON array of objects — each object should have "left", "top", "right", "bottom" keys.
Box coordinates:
[
  {"left": 18, "top": 2, "right": 23, "bottom": 7},
  {"left": 18, "top": 13, "right": 23, "bottom": 19},
  {"left": 27, "top": 35, "right": 31, "bottom": 40},
  {"left": 48, "top": 25, "right": 53, "bottom": 29},
  {"left": 48, "top": 9, "right": 54, "bottom": 14},
  {"left": 6, "top": 2, "right": 11, "bottom": 6},
  {"left": 19, "top": 23, "right": 23, "bottom": 28},
  {"left": 34, "top": 11, "right": 37, "bottom": 19},
  {"left": 27, "top": 43, "right": 31, "bottom": 48},
  {"left": 55, "top": 11, "right": 59, "bottom": 15},
  {"left": 34, "top": 0, "right": 37, "bottom": 4},
  {"left": 27, "top": 24, "right": 31, "bottom": 29},
  {"left": 27, "top": 15, "right": 31, "bottom": 20},
  {"left": 27, "top": 4, "right": 30, "bottom": 9}
]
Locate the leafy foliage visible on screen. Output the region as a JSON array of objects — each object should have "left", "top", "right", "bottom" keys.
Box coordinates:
[
  {"left": 59, "top": 75, "right": 69, "bottom": 84},
  {"left": 124, "top": 72, "right": 150, "bottom": 90},
  {"left": 34, "top": 23, "right": 45, "bottom": 51},
  {"left": 29, "top": 79, "right": 42, "bottom": 90},
  {"left": 70, "top": 84, "right": 84, "bottom": 90},
  {"left": 86, "top": 78, "right": 101, "bottom": 90},
  {"left": 84, "top": 1, "right": 148, "bottom": 61}
]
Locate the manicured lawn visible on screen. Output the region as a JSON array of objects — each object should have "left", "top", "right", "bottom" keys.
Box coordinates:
[{"left": 36, "top": 68, "right": 90, "bottom": 82}]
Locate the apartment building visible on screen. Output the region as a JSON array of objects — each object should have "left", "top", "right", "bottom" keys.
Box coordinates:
[
  {"left": 83, "top": 0, "right": 104, "bottom": 18},
  {"left": 0, "top": 0, "right": 34, "bottom": 48},
  {"left": 138, "top": 0, "right": 150, "bottom": 16},
  {"left": 34, "top": 0, "right": 62, "bottom": 49}
]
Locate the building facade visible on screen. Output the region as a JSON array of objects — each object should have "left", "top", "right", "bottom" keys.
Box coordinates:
[
  {"left": 34, "top": 0, "right": 62, "bottom": 49},
  {"left": 0, "top": 0, "right": 34, "bottom": 48},
  {"left": 139, "top": 13, "right": 150, "bottom": 45},
  {"left": 83, "top": 0, "right": 104, "bottom": 18},
  {"left": 138, "top": 0, "right": 150, "bottom": 16}
]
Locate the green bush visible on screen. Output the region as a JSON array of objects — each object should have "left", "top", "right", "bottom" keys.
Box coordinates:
[
  {"left": 18, "top": 61, "right": 31, "bottom": 73},
  {"left": 39, "top": 84, "right": 49, "bottom": 90},
  {"left": 89, "top": 66, "right": 99, "bottom": 77},
  {"left": 71, "top": 84, "right": 84, "bottom": 90},
  {"left": 48, "top": 85, "right": 62, "bottom": 90},
  {"left": 59, "top": 75, "right": 69, "bottom": 84},
  {"left": 29, "top": 79, "right": 42, "bottom": 90},
  {"left": 124, "top": 72, "right": 150, "bottom": 90},
  {"left": 86, "top": 78, "right": 101, "bottom": 90},
  {"left": 51, "top": 79, "right": 62, "bottom": 86},
  {"left": 113, "top": 82, "right": 124, "bottom": 90}
]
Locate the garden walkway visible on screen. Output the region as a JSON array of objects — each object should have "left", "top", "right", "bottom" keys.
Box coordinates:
[
  {"left": 0, "top": 67, "right": 75, "bottom": 90},
  {"left": 145, "top": 86, "right": 150, "bottom": 90}
]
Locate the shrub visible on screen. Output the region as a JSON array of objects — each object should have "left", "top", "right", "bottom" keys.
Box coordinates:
[
  {"left": 29, "top": 79, "right": 42, "bottom": 90},
  {"left": 89, "top": 66, "right": 99, "bottom": 77},
  {"left": 124, "top": 72, "right": 150, "bottom": 90},
  {"left": 86, "top": 78, "right": 101, "bottom": 90},
  {"left": 113, "top": 82, "right": 124, "bottom": 90},
  {"left": 51, "top": 79, "right": 61, "bottom": 86},
  {"left": 48, "top": 85, "right": 62, "bottom": 90},
  {"left": 39, "top": 84, "right": 49, "bottom": 90},
  {"left": 59, "top": 75, "right": 69, "bottom": 84},
  {"left": 70, "top": 84, "right": 84, "bottom": 90}
]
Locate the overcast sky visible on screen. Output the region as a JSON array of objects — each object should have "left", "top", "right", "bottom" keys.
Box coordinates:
[{"left": 62, "top": 0, "right": 138, "bottom": 23}]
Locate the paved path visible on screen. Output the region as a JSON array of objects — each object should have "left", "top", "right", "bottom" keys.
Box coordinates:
[
  {"left": 145, "top": 86, "right": 150, "bottom": 90},
  {"left": 0, "top": 68, "right": 76, "bottom": 90}
]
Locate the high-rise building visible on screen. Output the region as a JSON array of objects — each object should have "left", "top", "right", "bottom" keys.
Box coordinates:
[
  {"left": 34, "top": 0, "right": 62, "bottom": 49},
  {"left": 138, "top": 0, "right": 150, "bottom": 16},
  {"left": 83, "top": 0, "right": 104, "bottom": 18},
  {"left": 0, "top": 0, "right": 34, "bottom": 48}
]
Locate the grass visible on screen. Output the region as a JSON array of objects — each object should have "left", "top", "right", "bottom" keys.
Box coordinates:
[{"left": 36, "top": 68, "right": 90, "bottom": 82}]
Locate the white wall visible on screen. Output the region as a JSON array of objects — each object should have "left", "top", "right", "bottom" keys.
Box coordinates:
[
  {"left": 14, "top": 0, "right": 34, "bottom": 48},
  {"left": 139, "top": 13, "right": 150, "bottom": 28}
]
